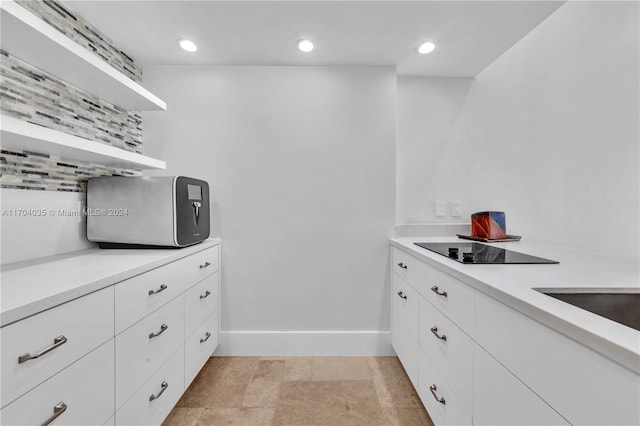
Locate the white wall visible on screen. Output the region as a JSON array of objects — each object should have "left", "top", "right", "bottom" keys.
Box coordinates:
[
  {"left": 143, "top": 66, "right": 396, "bottom": 354},
  {"left": 397, "top": 1, "right": 639, "bottom": 260}
]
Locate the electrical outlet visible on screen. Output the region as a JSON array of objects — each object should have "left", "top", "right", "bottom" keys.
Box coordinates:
[
  {"left": 451, "top": 201, "right": 463, "bottom": 217},
  {"left": 435, "top": 200, "right": 445, "bottom": 217}
]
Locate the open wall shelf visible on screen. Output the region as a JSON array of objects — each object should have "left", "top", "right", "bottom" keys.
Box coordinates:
[
  {"left": 0, "top": 0, "right": 167, "bottom": 111},
  {"left": 1, "top": 115, "right": 166, "bottom": 170}
]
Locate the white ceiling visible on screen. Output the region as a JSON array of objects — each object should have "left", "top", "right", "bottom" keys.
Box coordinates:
[{"left": 63, "top": 0, "right": 565, "bottom": 77}]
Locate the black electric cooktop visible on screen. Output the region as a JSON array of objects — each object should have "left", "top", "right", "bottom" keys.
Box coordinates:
[{"left": 414, "top": 242, "right": 559, "bottom": 264}]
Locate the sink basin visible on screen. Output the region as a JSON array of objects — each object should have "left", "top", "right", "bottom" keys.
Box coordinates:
[{"left": 537, "top": 289, "right": 640, "bottom": 331}]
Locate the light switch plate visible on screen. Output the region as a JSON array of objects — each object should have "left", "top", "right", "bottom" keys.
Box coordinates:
[
  {"left": 435, "top": 200, "right": 445, "bottom": 217},
  {"left": 451, "top": 201, "right": 463, "bottom": 217}
]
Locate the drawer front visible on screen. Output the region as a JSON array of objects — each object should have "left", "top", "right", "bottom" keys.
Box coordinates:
[
  {"left": 419, "top": 297, "right": 473, "bottom": 411},
  {"left": 392, "top": 247, "right": 475, "bottom": 334},
  {"left": 418, "top": 349, "right": 471, "bottom": 426},
  {"left": 115, "top": 245, "right": 218, "bottom": 334},
  {"left": 391, "top": 308, "right": 418, "bottom": 388},
  {"left": 185, "top": 311, "right": 219, "bottom": 386},
  {"left": 0, "top": 340, "right": 115, "bottom": 426},
  {"left": 185, "top": 272, "right": 219, "bottom": 337},
  {"left": 115, "top": 295, "right": 184, "bottom": 409},
  {"left": 475, "top": 292, "right": 640, "bottom": 426},
  {"left": 115, "top": 347, "right": 185, "bottom": 426},
  {"left": 473, "top": 345, "right": 568, "bottom": 426},
  {"left": 391, "top": 274, "right": 419, "bottom": 338},
  {"left": 1, "top": 287, "right": 114, "bottom": 407}
]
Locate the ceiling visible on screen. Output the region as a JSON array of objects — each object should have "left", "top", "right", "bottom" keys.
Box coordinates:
[{"left": 63, "top": 1, "right": 565, "bottom": 77}]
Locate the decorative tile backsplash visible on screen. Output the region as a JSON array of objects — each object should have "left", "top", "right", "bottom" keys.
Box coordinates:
[
  {"left": 1, "top": 0, "right": 146, "bottom": 192},
  {"left": 16, "top": 0, "right": 142, "bottom": 83}
]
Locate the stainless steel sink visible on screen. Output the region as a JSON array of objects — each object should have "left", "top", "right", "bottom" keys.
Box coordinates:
[{"left": 536, "top": 289, "right": 640, "bottom": 331}]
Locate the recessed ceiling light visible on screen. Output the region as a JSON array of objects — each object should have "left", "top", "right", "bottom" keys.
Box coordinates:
[
  {"left": 418, "top": 41, "right": 436, "bottom": 54},
  {"left": 297, "top": 39, "right": 314, "bottom": 53},
  {"left": 178, "top": 39, "right": 198, "bottom": 53}
]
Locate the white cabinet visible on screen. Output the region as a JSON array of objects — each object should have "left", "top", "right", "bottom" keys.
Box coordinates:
[
  {"left": 0, "top": 241, "right": 221, "bottom": 426},
  {"left": 115, "top": 348, "right": 185, "bottom": 426},
  {"left": 0, "top": 340, "right": 115, "bottom": 426},
  {"left": 473, "top": 346, "right": 568, "bottom": 426},
  {"left": 115, "top": 296, "right": 185, "bottom": 408},
  {"left": 1, "top": 287, "right": 114, "bottom": 408},
  {"left": 475, "top": 291, "right": 640, "bottom": 426},
  {"left": 390, "top": 244, "right": 638, "bottom": 426}
]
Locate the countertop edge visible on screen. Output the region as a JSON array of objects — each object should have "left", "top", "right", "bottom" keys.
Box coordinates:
[
  {"left": 1, "top": 238, "right": 221, "bottom": 326},
  {"left": 390, "top": 238, "right": 640, "bottom": 374}
]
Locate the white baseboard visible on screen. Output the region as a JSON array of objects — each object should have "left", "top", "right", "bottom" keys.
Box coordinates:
[{"left": 215, "top": 331, "right": 394, "bottom": 357}]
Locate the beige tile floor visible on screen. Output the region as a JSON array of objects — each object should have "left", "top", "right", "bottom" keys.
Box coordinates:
[{"left": 163, "top": 357, "right": 434, "bottom": 426}]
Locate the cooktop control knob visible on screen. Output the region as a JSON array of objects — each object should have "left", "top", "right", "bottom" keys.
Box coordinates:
[
  {"left": 448, "top": 247, "right": 459, "bottom": 258},
  {"left": 463, "top": 252, "right": 474, "bottom": 263}
]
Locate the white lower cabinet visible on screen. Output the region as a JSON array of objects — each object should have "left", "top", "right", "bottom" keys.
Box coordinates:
[
  {"left": 115, "top": 295, "right": 185, "bottom": 408},
  {"left": 418, "top": 349, "right": 472, "bottom": 426},
  {"left": 2, "top": 242, "right": 221, "bottom": 426},
  {"left": 0, "top": 340, "right": 115, "bottom": 426},
  {"left": 115, "top": 347, "right": 185, "bottom": 426},
  {"left": 185, "top": 310, "right": 220, "bottom": 386},
  {"left": 473, "top": 346, "right": 568, "bottom": 426},
  {"left": 390, "top": 244, "right": 638, "bottom": 426}
]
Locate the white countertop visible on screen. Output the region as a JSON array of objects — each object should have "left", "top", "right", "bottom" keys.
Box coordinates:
[
  {"left": 0, "top": 238, "right": 221, "bottom": 326},
  {"left": 391, "top": 237, "right": 640, "bottom": 373}
]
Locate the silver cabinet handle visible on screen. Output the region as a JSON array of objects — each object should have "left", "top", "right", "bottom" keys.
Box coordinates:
[
  {"left": 430, "top": 326, "right": 447, "bottom": 341},
  {"left": 200, "top": 331, "right": 211, "bottom": 343},
  {"left": 19, "top": 335, "right": 68, "bottom": 364},
  {"left": 397, "top": 291, "right": 407, "bottom": 300},
  {"left": 431, "top": 286, "right": 448, "bottom": 298},
  {"left": 148, "top": 284, "right": 168, "bottom": 296},
  {"left": 397, "top": 262, "right": 408, "bottom": 269},
  {"left": 199, "top": 261, "right": 211, "bottom": 269},
  {"left": 149, "top": 381, "right": 168, "bottom": 402},
  {"left": 199, "top": 290, "right": 211, "bottom": 299},
  {"left": 40, "top": 401, "right": 67, "bottom": 426},
  {"left": 429, "top": 384, "right": 446, "bottom": 405},
  {"left": 148, "top": 324, "right": 168, "bottom": 339}
]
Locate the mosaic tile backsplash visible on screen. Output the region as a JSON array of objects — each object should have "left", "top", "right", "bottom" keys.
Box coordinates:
[
  {"left": 16, "top": 0, "right": 142, "bottom": 83},
  {"left": 1, "top": 0, "right": 146, "bottom": 192}
]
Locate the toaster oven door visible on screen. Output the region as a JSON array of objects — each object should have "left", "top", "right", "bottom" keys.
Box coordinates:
[{"left": 175, "top": 177, "right": 210, "bottom": 246}]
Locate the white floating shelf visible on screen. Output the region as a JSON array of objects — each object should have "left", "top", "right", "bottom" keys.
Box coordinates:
[
  {"left": 0, "top": 0, "right": 167, "bottom": 111},
  {"left": 1, "top": 115, "right": 166, "bottom": 170}
]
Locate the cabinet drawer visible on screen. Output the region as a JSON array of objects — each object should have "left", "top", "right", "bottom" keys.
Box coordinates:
[
  {"left": 1, "top": 287, "right": 114, "bottom": 407},
  {"left": 475, "top": 292, "right": 640, "bottom": 425},
  {"left": 0, "top": 340, "right": 115, "bottom": 426},
  {"left": 115, "top": 295, "right": 184, "bottom": 409},
  {"left": 391, "top": 308, "right": 418, "bottom": 388},
  {"left": 473, "top": 345, "right": 568, "bottom": 425},
  {"left": 418, "top": 349, "right": 471, "bottom": 426},
  {"left": 115, "top": 347, "right": 184, "bottom": 426},
  {"left": 419, "top": 297, "right": 473, "bottom": 411},
  {"left": 392, "top": 274, "right": 419, "bottom": 338},
  {"left": 185, "top": 311, "right": 219, "bottom": 386},
  {"left": 392, "top": 248, "right": 475, "bottom": 334},
  {"left": 115, "top": 245, "right": 218, "bottom": 334},
  {"left": 185, "top": 272, "right": 219, "bottom": 337}
]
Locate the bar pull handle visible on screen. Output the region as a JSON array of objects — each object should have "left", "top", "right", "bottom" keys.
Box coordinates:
[
  {"left": 430, "top": 326, "right": 447, "bottom": 341},
  {"left": 200, "top": 332, "right": 211, "bottom": 343},
  {"left": 40, "top": 401, "right": 67, "bottom": 426},
  {"left": 149, "top": 324, "right": 168, "bottom": 339},
  {"left": 431, "top": 286, "right": 448, "bottom": 298},
  {"left": 200, "top": 261, "right": 211, "bottom": 269},
  {"left": 19, "top": 335, "right": 68, "bottom": 364},
  {"left": 397, "top": 291, "right": 407, "bottom": 300},
  {"left": 148, "top": 284, "right": 168, "bottom": 295},
  {"left": 429, "top": 384, "right": 446, "bottom": 405},
  {"left": 397, "top": 262, "right": 408, "bottom": 269},
  {"left": 200, "top": 290, "right": 211, "bottom": 299},
  {"left": 149, "top": 381, "right": 168, "bottom": 402}
]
